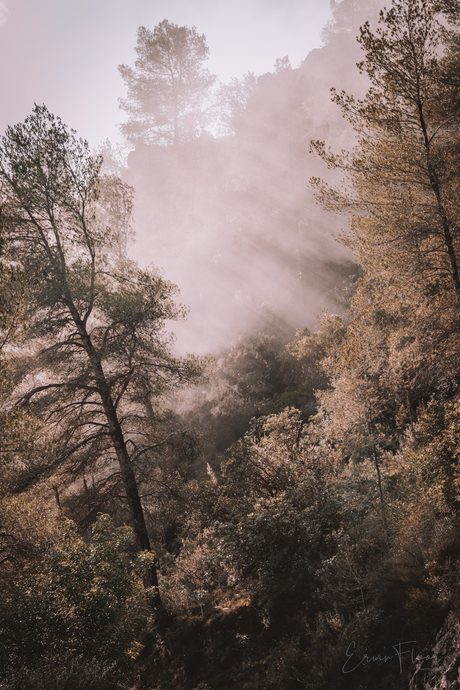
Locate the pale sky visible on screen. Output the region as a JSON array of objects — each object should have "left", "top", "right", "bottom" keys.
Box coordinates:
[{"left": 0, "top": 0, "right": 332, "bottom": 147}]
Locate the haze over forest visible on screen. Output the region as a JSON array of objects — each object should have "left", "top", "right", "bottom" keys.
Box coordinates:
[
  {"left": 114, "top": 3, "right": 376, "bottom": 354},
  {"left": 2, "top": 2, "right": 460, "bottom": 689}
]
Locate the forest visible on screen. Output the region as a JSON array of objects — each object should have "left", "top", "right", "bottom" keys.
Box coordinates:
[{"left": 1, "top": 0, "right": 460, "bottom": 688}]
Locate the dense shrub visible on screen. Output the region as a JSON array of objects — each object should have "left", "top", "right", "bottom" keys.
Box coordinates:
[{"left": 0, "top": 514, "right": 151, "bottom": 685}]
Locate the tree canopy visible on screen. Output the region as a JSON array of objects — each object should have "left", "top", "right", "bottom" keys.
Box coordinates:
[
  {"left": 322, "top": 0, "right": 385, "bottom": 42},
  {"left": 0, "top": 104, "right": 206, "bottom": 608},
  {"left": 119, "top": 20, "right": 216, "bottom": 145},
  {"left": 313, "top": 0, "right": 460, "bottom": 329}
]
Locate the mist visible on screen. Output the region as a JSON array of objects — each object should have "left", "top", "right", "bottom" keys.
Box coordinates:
[
  {"left": 117, "top": 15, "right": 377, "bottom": 355},
  {"left": 0, "top": 0, "right": 331, "bottom": 147},
  {"left": 0, "top": 0, "right": 384, "bottom": 356}
]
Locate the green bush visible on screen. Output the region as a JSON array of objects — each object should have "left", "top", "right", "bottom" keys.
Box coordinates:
[{"left": 0, "top": 514, "right": 151, "bottom": 684}]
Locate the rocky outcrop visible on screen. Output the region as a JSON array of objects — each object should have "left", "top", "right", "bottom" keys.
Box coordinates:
[{"left": 410, "top": 612, "right": 460, "bottom": 690}]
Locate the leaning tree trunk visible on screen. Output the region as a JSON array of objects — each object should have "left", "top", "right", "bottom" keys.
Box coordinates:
[{"left": 70, "top": 303, "right": 162, "bottom": 610}]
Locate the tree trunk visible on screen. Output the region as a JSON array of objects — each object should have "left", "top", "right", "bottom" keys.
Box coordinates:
[
  {"left": 70, "top": 303, "right": 162, "bottom": 610},
  {"left": 417, "top": 96, "right": 460, "bottom": 305}
]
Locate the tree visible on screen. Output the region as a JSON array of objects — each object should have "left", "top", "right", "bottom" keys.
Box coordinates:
[
  {"left": 0, "top": 105, "right": 205, "bottom": 608},
  {"left": 321, "top": 0, "right": 384, "bottom": 43},
  {"left": 309, "top": 0, "right": 460, "bottom": 505},
  {"left": 119, "top": 20, "right": 216, "bottom": 146},
  {"left": 312, "top": 0, "right": 460, "bottom": 389},
  {"left": 319, "top": 0, "right": 460, "bottom": 300}
]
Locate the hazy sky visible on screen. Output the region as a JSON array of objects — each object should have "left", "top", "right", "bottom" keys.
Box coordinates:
[{"left": 0, "top": 0, "right": 332, "bottom": 147}]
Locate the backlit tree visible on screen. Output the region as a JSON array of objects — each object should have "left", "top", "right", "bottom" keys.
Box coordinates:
[
  {"left": 119, "top": 20, "right": 216, "bottom": 145},
  {"left": 0, "top": 105, "right": 206, "bottom": 607}
]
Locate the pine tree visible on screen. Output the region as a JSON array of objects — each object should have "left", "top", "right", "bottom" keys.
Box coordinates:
[
  {"left": 0, "top": 105, "right": 206, "bottom": 608},
  {"left": 313, "top": 0, "right": 460, "bottom": 318},
  {"left": 119, "top": 20, "right": 216, "bottom": 145}
]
